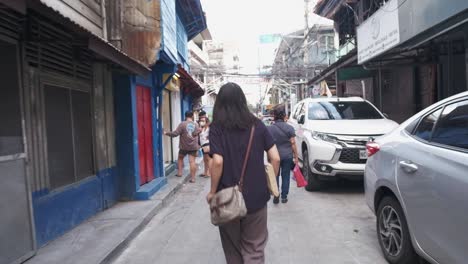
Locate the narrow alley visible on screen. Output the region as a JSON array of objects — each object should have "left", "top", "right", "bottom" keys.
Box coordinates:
[{"left": 112, "top": 177, "right": 386, "bottom": 264}]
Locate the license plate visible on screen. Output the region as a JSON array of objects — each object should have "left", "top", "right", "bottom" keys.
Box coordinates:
[{"left": 359, "top": 150, "right": 368, "bottom": 159}]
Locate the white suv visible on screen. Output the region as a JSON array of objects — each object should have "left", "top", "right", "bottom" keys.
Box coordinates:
[{"left": 289, "top": 97, "right": 398, "bottom": 191}]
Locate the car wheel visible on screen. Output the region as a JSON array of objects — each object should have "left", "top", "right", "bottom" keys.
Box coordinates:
[
  {"left": 302, "top": 149, "right": 323, "bottom": 191},
  {"left": 376, "top": 196, "right": 419, "bottom": 264}
]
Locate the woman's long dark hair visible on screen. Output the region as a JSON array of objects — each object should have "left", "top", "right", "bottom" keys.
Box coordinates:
[{"left": 212, "top": 82, "right": 257, "bottom": 130}]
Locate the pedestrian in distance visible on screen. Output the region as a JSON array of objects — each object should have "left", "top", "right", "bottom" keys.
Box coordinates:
[
  {"left": 199, "top": 110, "right": 210, "bottom": 123},
  {"left": 199, "top": 115, "right": 211, "bottom": 178},
  {"left": 206, "top": 82, "right": 280, "bottom": 264},
  {"left": 268, "top": 109, "right": 299, "bottom": 204},
  {"left": 164, "top": 111, "right": 201, "bottom": 183}
]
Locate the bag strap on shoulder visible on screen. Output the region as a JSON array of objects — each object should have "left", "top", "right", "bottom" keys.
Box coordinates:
[{"left": 239, "top": 125, "right": 255, "bottom": 190}]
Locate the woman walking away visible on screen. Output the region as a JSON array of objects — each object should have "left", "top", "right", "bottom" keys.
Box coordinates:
[
  {"left": 268, "top": 109, "right": 299, "bottom": 204},
  {"left": 206, "top": 82, "right": 280, "bottom": 264},
  {"left": 199, "top": 116, "right": 211, "bottom": 178}
]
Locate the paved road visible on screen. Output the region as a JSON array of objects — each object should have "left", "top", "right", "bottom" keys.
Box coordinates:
[{"left": 113, "top": 176, "right": 387, "bottom": 264}]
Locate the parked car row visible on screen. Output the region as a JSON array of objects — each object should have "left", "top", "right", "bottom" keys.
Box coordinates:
[{"left": 290, "top": 92, "right": 468, "bottom": 264}]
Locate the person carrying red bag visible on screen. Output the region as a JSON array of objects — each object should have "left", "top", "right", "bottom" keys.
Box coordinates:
[{"left": 268, "top": 109, "right": 299, "bottom": 204}]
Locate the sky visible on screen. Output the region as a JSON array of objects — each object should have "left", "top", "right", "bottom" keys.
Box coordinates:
[
  {"left": 201, "top": 0, "right": 307, "bottom": 40},
  {"left": 201, "top": 0, "right": 311, "bottom": 73},
  {"left": 199, "top": 0, "right": 328, "bottom": 106}
]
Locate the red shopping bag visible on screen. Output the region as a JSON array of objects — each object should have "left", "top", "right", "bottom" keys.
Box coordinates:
[{"left": 293, "top": 165, "right": 307, "bottom": 188}]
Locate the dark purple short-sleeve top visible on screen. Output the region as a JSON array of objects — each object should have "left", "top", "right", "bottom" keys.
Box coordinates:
[{"left": 209, "top": 119, "right": 275, "bottom": 213}]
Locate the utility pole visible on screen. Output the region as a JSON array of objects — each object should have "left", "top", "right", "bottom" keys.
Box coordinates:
[{"left": 303, "top": 0, "right": 312, "bottom": 101}]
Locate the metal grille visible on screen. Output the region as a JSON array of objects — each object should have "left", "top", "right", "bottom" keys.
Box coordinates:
[
  {"left": 25, "top": 14, "right": 93, "bottom": 81},
  {"left": 339, "top": 148, "right": 367, "bottom": 164}
]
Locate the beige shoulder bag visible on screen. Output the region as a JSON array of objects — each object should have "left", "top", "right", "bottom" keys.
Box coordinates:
[{"left": 210, "top": 126, "right": 255, "bottom": 226}]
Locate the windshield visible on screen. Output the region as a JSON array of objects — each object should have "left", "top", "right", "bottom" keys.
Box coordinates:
[{"left": 308, "top": 101, "right": 383, "bottom": 120}]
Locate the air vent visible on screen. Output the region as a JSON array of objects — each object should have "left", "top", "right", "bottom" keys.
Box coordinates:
[
  {"left": 0, "top": 4, "right": 22, "bottom": 39},
  {"left": 25, "top": 13, "right": 93, "bottom": 82}
]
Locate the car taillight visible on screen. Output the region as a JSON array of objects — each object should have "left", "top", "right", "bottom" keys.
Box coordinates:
[{"left": 366, "top": 142, "right": 380, "bottom": 157}]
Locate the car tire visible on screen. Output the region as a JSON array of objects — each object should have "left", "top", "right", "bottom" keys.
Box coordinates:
[
  {"left": 302, "top": 149, "right": 323, "bottom": 191},
  {"left": 376, "top": 196, "right": 419, "bottom": 264}
]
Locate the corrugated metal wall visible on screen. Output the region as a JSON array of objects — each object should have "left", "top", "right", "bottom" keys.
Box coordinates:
[
  {"left": 38, "top": 0, "right": 104, "bottom": 37},
  {"left": 121, "top": 0, "right": 161, "bottom": 66}
]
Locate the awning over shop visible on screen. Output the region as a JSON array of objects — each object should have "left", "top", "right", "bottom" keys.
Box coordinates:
[
  {"left": 337, "top": 66, "right": 374, "bottom": 81},
  {"left": 314, "top": 0, "right": 345, "bottom": 18},
  {"left": 88, "top": 37, "right": 151, "bottom": 76},
  {"left": 32, "top": 0, "right": 151, "bottom": 76},
  {"left": 177, "top": 65, "right": 204, "bottom": 98}
]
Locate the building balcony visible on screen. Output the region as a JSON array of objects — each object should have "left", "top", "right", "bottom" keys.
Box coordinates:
[{"left": 189, "top": 42, "right": 209, "bottom": 66}]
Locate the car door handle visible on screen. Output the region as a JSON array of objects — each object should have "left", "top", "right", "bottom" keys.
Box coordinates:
[{"left": 399, "top": 161, "right": 418, "bottom": 174}]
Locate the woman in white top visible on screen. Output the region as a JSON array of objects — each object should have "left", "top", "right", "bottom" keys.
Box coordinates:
[{"left": 199, "top": 116, "right": 211, "bottom": 178}]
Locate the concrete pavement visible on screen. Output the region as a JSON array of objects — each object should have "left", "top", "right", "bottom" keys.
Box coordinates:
[
  {"left": 24, "top": 172, "right": 194, "bottom": 264},
  {"left": 112, "top": 177, "right": 387, "bottom": 264}
]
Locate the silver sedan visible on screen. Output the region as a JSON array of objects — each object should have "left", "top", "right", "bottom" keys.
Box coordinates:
[{"left": 364, "top": 91, "right": 468, "bottom": 264}]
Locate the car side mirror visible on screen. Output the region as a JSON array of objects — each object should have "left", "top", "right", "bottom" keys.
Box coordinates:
[{"left": 298, "top": 115, "right": 305, "bottom": 124}]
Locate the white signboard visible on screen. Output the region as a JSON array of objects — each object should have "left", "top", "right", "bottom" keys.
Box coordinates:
[{"left": 357, "top": 0, "right": 400, "bottom": 64}]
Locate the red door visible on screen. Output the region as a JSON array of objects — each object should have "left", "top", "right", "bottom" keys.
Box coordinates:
[{"left": 136, "top": 86, "right": 155, "bottom": 185}]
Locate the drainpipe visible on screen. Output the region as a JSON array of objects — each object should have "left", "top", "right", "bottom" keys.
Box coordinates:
[
  {"left": 108, "top": 0, "right": 122, "bottom": 49},
  {"left": 101, "top": 0, "right": 108, "bottom": 40}
]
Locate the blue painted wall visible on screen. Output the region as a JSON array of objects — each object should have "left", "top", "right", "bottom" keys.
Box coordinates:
[
  {"left": 113, "top": 74, "right": 139, "bottom": 200},
  {"left": 161, "top": 0, "right": 178, "bottom": 64},
  {"left": 176, "top": 15, "right": 188, "bottom": 64},
  {"left": 32, "top": 167, "right": 118, "bottom": 246},
  {"left": 98, "top": 167, "right": 119, "bottom": 209},
  {"left": 181, "top": 93, "right": 192, "bottom": 117}
]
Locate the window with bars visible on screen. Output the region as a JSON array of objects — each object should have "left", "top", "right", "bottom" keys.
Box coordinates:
[{"left": 44, "top": 85, "right": 94, "bottom": 189}]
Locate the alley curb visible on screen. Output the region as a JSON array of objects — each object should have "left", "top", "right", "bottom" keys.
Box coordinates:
[{"left": 100, "top": 174, "right": 191, "bottom": 264}]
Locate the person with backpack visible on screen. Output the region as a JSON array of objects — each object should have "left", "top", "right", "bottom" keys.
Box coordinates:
[{"left": 268, "top": 109, "right": 299, "bottom": 204}]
